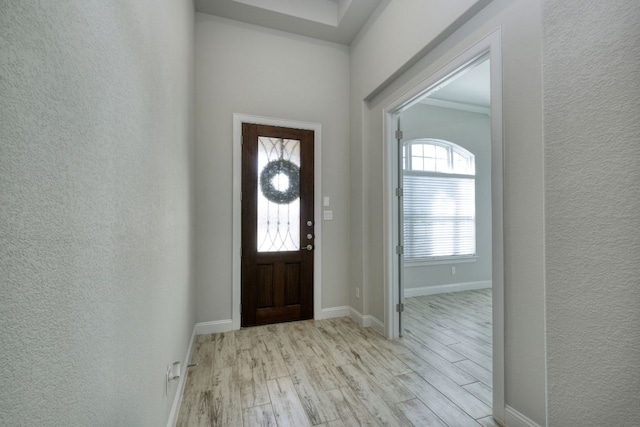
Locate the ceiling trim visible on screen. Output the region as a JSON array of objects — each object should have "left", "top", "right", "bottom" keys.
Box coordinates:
[
  {"left": 194, "top": 0, "right": 384, "bottom": 45},
  {"left": 420, "top": 97, "right": 491, "bottom": 116}
]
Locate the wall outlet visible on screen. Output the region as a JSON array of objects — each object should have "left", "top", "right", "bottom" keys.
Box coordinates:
[
  {"left": 356, "top": 287, "right": 360, "bottom": 298},
  {"left": 166, "top": 361, "right": 180, "bottom": 395},
  {"left": 451, "top": 266, "right": 456, "bottom": 275}
]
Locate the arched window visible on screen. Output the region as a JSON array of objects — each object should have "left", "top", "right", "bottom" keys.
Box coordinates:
[
  {"left": 403, "top": 139, "right": 475, "bottom": 174},
  {"left": 403, "top": 139, "right": 476, "bottom": 260}
]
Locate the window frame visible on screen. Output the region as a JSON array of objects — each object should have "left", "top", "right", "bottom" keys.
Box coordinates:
[{"left": 402, "top": 138, "right": 477, "bottom": 263}]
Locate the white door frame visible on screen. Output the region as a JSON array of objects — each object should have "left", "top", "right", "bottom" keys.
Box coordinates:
[
  {"left": 232, "top": 114, "right": 323, "bottom": 330},
  {"left": 382, "top": 28, "right": 505, "bottom": 422}
]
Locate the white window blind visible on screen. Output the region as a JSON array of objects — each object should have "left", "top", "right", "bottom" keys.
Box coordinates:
[{"left": 402, "top": 139, "right": 476, "bottom": 261}]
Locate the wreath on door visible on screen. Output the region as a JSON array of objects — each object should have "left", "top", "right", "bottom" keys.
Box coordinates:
[{"left": 260, "top": 159, "right": 300, "bottom": 204}]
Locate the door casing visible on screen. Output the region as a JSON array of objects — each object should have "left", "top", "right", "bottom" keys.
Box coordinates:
[
  {"left": 382, "top": 28, "right": 505, "bottom": 422},
  {"left": 232, "top": 114, "right": 322, "bottom": 331}
]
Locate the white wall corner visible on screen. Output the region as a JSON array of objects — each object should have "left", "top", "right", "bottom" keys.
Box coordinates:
[
  {"left": 505, "top": 406, "right": 543, "bottom": 427},
  {"left": 349, "top": 306, "right": 364, "bottom": 325},
  {"left": 404, "top": 280, "right": 492, "bottom": 298},
  {"left": 363, "top": 315, "right": 385, "bottom": 336},
  {"left": 194, "top": 319, "right": 234, "bottom": 335},
  {"left": 318, "top": 306, "right": 351, "bottom": 320},
  {"left": 166, "top": 326, "right": 196, "bottom": 427},
  {"left": 349, "top": 307, "right": 385, "bottom": 336}
]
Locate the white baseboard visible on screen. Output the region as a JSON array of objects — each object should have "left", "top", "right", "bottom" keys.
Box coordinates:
[
  {"left": 194, "top": 319, "right": 234, "bottom": 335},
  {"left": 363, "top": 315, "right": 385, "bottom": 336},
  {"left": 349, "top": 307, "right": 363, "bottom": 324},
  {"left": 349, "top": 306, "right": 364, "bottom": 325},
  {"left": 404, "top": 280, "right": 492, "bottom": 297},
  {"left": 349, "top": 307, "right": 385, "bottom": 336},
  {"left": 317, "top": 306, "right": 351, "bottom": 320},
  {"left": 167, "top": 318, "right": 234, "bottom": 425},
  {"left": 166, "top": 326, "right": 196, "bottom": 427},
  {"left": 194, "top": 308, "right": 384, "bottom": 337},
  {"left": 505, "top": 406, "right": 542, "bottom": 427}
]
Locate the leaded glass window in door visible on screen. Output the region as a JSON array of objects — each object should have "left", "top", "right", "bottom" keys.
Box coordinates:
[{"left": 257, "top": 137, "right": 301, "bottom": 252}]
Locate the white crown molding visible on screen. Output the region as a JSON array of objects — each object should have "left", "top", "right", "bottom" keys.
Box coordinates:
[
  {"left": 195, "top": 0, "right": 383, "bottom": 45},
  {"left": 420, "top": 97, "right": 491, "bottom": 116}
]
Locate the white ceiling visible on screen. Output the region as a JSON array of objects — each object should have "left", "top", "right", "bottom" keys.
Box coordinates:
[
  {"left": 194, "top": 0, "right": 385, "bottom": 45},
  {"left": 426, "top": 59, "right": 491, "bottom": 109}
]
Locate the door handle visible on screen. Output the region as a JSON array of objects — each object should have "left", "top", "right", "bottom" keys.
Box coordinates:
[{"left": 304, "top": 244, "right": 313, "bottom": 251}]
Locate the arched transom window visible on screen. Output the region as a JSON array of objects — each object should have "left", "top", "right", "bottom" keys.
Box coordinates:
[
  {"left": 404, "top": 138, "right": 475, "bottom": 174},
  {"left": 403, "top": 139, "right": 476, "bottom": 261}
]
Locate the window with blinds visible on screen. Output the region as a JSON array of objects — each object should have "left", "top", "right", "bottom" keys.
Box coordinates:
[{"left": 403, "top": 139, "right": 476, "bottom": 261}]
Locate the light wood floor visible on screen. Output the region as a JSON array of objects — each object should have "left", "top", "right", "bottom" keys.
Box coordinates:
[{"left": 177, "top": 289, "right": 495, "bottom": 427}]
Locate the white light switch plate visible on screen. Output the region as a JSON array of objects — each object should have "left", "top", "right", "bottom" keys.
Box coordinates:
[
  {"left": 323, "top": 196, "right": 330, "bottom": 207},
  {"left": 323, "top": 210, "right": 333, "bottom": 221}
]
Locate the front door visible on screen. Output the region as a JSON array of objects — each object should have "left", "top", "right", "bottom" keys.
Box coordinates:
[{"left": 241, "top": 123, "right": 314, "bottom": 327}]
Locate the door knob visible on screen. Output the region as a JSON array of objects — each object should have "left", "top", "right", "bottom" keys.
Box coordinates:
[
  {"left": 304, "top": 244, "right": 313, "bottom": 251},
  {"left": 307, "top": 220, "right": 313, "bottom": 226},
  {"left": 306, "top": 234, "right": 313, "bottom": 240}
]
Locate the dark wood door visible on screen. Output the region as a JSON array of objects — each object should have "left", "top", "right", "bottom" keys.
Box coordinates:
[{"left": 241, "top": 123, "right": 314, "bottom": 327}]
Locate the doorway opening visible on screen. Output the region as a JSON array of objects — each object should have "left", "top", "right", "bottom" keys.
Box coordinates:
[
  {"left": 383, "top": 29, "right": 504, "bottom": 422},
  {"left": 232, "top": 114, "right": 323, "bottom": 330}
]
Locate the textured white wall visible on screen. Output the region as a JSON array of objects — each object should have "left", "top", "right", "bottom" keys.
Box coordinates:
[
  {"left": 350, "top": 0, "right": 490, "bottom": 100},
  {"left": 543, "top": 1, "right": 640, "bottom": 425},
  {"left": 351, "top": 0, "right": 547, "bottom": 424},
  {"left": 194, "top": 14, "right": 350, "bottom": 322},
  {"left": 0, "top": 1, "right": 195, "bottom": 425},
  {"left": 401, "top": 104, "right": 492, "bottom": 290}
]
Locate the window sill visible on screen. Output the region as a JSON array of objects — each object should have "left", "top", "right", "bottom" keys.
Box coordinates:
[{"left": 404, "top": 256, "right": 478, "bottom": 267}]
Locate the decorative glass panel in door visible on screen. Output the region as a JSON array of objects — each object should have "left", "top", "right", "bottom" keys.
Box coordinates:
[{"left": 257, "top": 137, "right": 300, "bottom": 252}]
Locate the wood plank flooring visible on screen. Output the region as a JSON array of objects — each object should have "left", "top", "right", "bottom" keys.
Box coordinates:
[{"left": 177, "top": 289, "right": 495, "bottom": 427}]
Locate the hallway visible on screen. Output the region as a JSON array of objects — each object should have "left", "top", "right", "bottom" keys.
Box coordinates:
[{"left": 177, "top": 290, "right": 495, "bottom": 426}]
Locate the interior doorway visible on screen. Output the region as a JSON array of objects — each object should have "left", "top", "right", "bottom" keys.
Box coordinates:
[{"left": 383, "top": 30, "right": 504, "bottom": 422}]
